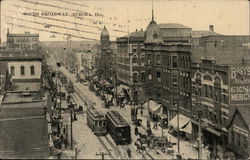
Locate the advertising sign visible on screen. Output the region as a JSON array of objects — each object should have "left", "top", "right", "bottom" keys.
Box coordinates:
[{"left": 229, "top": 65, "right": 250, "bottom": 105}]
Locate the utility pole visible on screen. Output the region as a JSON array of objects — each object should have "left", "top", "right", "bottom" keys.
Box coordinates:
[
  {"left": 198, "top": 109, "right": 202, "bottom": 160},
  {"left": 70, "top": 108, "right": 73, "bottom": 150},
  {"left": 177, "top": 104, "right": 180, "bottom": 154}
]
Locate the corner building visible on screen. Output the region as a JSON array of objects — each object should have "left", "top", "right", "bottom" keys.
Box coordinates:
[{"left": 144, "top": 16, "right": 192, "bottom": 119}]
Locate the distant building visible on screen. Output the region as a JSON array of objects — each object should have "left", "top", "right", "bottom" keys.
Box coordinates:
[
  {"left": 96, "top": 26, "right": 114, "bottom": 80},
  {"left": 0, "top": 54, "right": 43, "bottom": 92},
  {"left": 227, "top": 106, "right": 250, "bottom": 159},
  {"left": 191, "top": 27, "right": 250, "bottom": 65},
  {"left": 6, "top": 29, "right": 39, "bottom": 51},
  {"left": 76, "top": 50, "right": 94, "bottom": 77}
]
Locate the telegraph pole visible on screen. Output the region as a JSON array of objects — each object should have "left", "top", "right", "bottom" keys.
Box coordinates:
[{"left": 70, "top": 108, "right": 73, "bottom": 150}]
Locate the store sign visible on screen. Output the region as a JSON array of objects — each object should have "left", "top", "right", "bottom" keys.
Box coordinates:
[{"left": 229, "top": 65, "right": 250, "bottom": 105}]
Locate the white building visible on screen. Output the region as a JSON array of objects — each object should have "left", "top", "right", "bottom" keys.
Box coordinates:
[
  {"left": 76, "top": 50, "right": 94, "bottom": 77},
  {"left": 0, "top": 54, "right": 43, "bottom": 92}
]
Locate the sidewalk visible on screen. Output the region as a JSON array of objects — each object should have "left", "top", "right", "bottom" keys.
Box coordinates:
[{"left": 135, "top": 108, "right": 210, "bottom": 159}]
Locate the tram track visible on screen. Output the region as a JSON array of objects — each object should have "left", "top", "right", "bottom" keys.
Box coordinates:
[
  {"left": 104, "top": 136, "right": 123, "bottom": 158},
  {"left": 96, "top": 136, "right": 115, "bottom": 159}
]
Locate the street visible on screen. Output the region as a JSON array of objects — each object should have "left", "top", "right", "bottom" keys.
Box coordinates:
[{"left": 47, "top": 55, "right": 210, "bottom": 159}]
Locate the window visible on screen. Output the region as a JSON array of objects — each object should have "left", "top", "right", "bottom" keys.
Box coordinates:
[
  {"left": 156, "top": 55, "right": 161, "bottom": 65},
  {"left": 157, "top": 72, "right": 161, "bottom": 81},
  {"left": 30, "top": 66, "right": 35, "bottom": 75},
  {"left": 10, "top": 66, "right": 15, "bottom": 76},
  {"left": 231, "top": 130, "right": 234, "bottom": 144},
  {"left": 147, "top": 54, "right": 152, "bottom": 65},
  {"left": 243, "top": 136, "right": 248, "bottom": 149},
  {"left": 99, "top": 121, "right": 103, "bottom": 127},
  {"left": 141, "top": 72, "right": 146, "bottom": 83},
  {"left": 132, "top": 55, "right": 137, "bottom": 64},
  {"left": 237, "top": 133, "right": 241, "bottom": 146},
  {"left": 148, "top": 70, "right": 152, "bottom": 80},
  {"left": 204, "top": 85, "right": 208, "bottom": 97},
  {"left": 209, "top": 86, "right": 213, "bottom": 98},
  {"left": 141, "top": 55, "right": 145, "bottom": 66},
  {"left": 133, "top": 72, "right": 138, "bottom": 83},
  {"left": 21, "top": 66, "right": 25, "bottom": 76},
  {"left": 172, "top": 56, "right": 177, "bottom": 68},
  {"left": 172, "top": 75, "right": 178, "bottom": 87},
  {"left": 153, "top": 32, "right": 158, "bottom": 39}
]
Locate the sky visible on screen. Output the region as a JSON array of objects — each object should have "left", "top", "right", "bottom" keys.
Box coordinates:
[{"left": 1, "top": 0, "right": 249, "bottom": 42}]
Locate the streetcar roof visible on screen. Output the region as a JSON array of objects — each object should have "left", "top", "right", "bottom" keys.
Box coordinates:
[
  {"left": 106, "top": 111, "right": 129, "bottom": 127},
  {"left": 87, "top": 107, "right": 105, "bottom": 119}
]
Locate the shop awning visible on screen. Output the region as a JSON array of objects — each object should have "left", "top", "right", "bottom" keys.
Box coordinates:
[
  {"left": 180, "top": 121, "right": 192, "bottom": 134},
  {"left": 143, "top": 100, "right": 161, "bottom": 113},
  {"left": 169, "top": 114, "right": 191, "bottom": 132}
]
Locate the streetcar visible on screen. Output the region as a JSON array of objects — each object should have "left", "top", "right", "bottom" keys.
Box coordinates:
[
  {"left": 86, "top": 107, "right": 107, "bottom": 136},
  {"left": 105, "top": 111, "right": 131, "bottom": 145}
]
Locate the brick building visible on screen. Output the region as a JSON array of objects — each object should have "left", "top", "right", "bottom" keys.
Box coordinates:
[
  {"left": 6, "top": 29, "right": 39, "bottom": 51},
  {"left": 191, "top": 59, "right": 250, "bottom": 158},
  {"left": 191, "top": 58, "right": 229, "bottom": 152},
  {"left": 143, "top": 14, "right": 192, "bottom": 120},
  {"left": 191, "top": 34, "right": 250, "bottom": 65}
]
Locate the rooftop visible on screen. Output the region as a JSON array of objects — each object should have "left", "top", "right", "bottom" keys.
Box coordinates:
[
  {"left": 0, "top": 118, "right": 49, "bottom": 159},
  {"left": 0, "top": 54, "right": 43, "bottom": 61},
  {"left": 237, "top": 106, "right": 250, "bottom": 129},
  {"left": 159, "top": 23, "right": 191, "bottom": 29},
  {"left": 191, "top": 30, "right": 220, "bottom": 38},
  {"left": 7, "top": 32, "right": 39, "bottom": 37},
  {"left": 2, "top": 92, "right": 43, "bottom": 104}
]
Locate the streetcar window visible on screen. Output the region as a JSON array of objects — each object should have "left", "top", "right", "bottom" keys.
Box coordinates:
[
  {"left": 99, "top": 121, "right": 103, "bottom": 127},
  {"left": 103, "top": 121, "right": 106, "bottom": 126},
  {"left": 94, "top": 122, "right": 98, "bottom": 127}
]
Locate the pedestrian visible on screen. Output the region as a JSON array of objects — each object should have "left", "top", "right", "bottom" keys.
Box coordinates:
[
  {"left": 135, "top": 107, "right": 138, "bottom": 115},
  {"left": 127, "top": 148, "right": 131, "bottom": 158},
  {"left": 141, "top": 109, "right": 143, "bottom": 116},
  {"left": 135, "top": 126, "right": 138, "bottom": 135}
]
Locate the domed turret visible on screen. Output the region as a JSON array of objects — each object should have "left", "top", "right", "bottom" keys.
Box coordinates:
[
  {"left": 101, "top": 26, "right": 109, "bottom": 40},
  {"left": 100, "top": 26, "right": 110, "bottom": 48},
  {"left": 144, "top": 7, "right": 163, "bottom": 44}
]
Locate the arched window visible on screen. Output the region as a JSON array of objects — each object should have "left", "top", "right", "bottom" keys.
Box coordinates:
[
  {"left": 153, "top": 32, "right": 158, "bottom": 39},
  {"left": 132, "top": 55, "right": 137, "bottom": 64},
  {"left": 30, "top": 66, "right": 35, "bottom": 75},
  {"left": 141, "top": 72, "right": 146, "bottom": 83},
  {"left": 140, "top": 54, "right": 145, "bottom": 65},
  {"left": 204, "top": 74, "right": 212, "bottom": 81},
  {"left": 21, "top": 66, "right": 25, "bottom": 76},
  {"left": 10, "top": 66, "right": 15, "bottom": 76},
  {"left": 214, "top": 76, "right": 222, "bottom": 102},
  {"left": 132, "top": 72, "right": 138, "bottom": 83}
]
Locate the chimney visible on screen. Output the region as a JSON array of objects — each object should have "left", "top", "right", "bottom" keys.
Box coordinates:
[{"left": 209, "top": 25, "right": 214, "bottom": 32}]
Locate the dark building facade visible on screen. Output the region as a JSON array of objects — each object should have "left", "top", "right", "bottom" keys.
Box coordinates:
[
  {"left": 227, "top": 106, "right": 250, "bottom": 159},
  {"left": 143, "top": 15, "right": 192, "bottom": 120},
  {"left": 96, "top": 26, "right": 113, "bottom": 80},
  {"left": 191, "top": 59, "right": 229, "bottom": 154}
]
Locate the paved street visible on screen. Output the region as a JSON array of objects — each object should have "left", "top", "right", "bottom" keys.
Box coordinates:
[{"left": 48, "top": 57, "right": 211, "bottom": 159}]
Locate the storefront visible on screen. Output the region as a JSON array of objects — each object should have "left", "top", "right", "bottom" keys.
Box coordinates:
[{"left": 169, "top": 114, "right": 192, "bottom": 138}]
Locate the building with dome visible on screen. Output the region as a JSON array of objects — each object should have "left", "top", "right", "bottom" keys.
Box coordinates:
[
  {"left": 96, "top": 26, "right": 114, "bottom": 80},
  {"left": 115, "top": 9, "right": 192, "bottom": 120}
]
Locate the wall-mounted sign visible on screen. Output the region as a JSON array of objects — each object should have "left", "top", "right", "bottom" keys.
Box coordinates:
[{"left": 229, "top": 65, "right": 250, "bottom": 105}]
